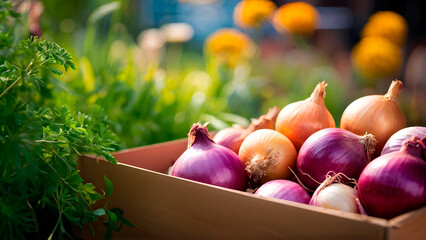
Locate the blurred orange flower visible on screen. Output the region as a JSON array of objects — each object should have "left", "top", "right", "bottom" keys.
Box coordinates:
[
  {"left": 233, "top": 0, "right": 276, "bottom": 29},
  {"left": 206, "top": 28, "right": 254, "bottom": 67},
  {"left": 352, "top": 37, "right": 402, "bottom": 80},
  {"left": 272, "top": 1, "right": 319, "bottom": 36},
  {"left": 361, "top": 11, "right": 408, "bottom": 47}
]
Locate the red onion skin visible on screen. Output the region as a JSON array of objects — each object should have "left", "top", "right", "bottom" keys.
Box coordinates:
[
  {"left": 297, "top": 128, "right": 373, "bottom": 190},
  {"left": 171, "top": 126, "right": 248, "bottom": 190},
  {"left": 213, "top": 127, "right": 249, "bottom": 154},
  {"left": 381, "top": 127, "right": 426, "bottom": 156},
  {"left": 358, "top": 149, "right": 426, "bottom": 219},
  {"left": 255, "top": 180, "right": 311, "bottom": 204}
]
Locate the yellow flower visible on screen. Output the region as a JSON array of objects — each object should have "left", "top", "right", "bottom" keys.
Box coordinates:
[
  {"left": 352, "top": 37, "right": 402, "bottom": 79},
  {"left": 206, "top": 28, "right": 254, "bottom": 67},
  {"left": 233, "top": 0, "right": 276, "bottom": 29},
  {"left": 361, "top": 11, "right": 408, "bottom": 47},
  {"left": 272, "top": 1, "right": 319, "bottom": 36}
]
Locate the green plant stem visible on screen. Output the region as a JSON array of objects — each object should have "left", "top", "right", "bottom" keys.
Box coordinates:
[
  {"left": 48, "top": 192, "right": 63, "bottom": 240},
  {"left": 36, "top": 139, "right": 67, "bottom": 144},
  {"left": 0, "top": 76, "right": 22, "bottom": 98},
  {"left": 0, "top": 60, "right": 36, "bottom": 98},
  {"left": 27, "top": 200, "right": 39, "bottom": 232}
]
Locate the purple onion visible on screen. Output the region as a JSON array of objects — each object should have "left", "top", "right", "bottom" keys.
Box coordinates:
[
  {"left": 297, "top": 128, "right": 377, "bottom": 190},
  {"left": 381, "top": 126, "right": 426, "bottom": 156},
  {"left": 254, "top": 180, "right": 310, "bottom": 204},
  {"left": 213, "top": 127, "right": 249, "bottom": 154},
  {"left": 170, "top": 123, "right": 248, "bottom": 190},
  {"left": 358, "top": 136, "right": 426, "bottom": 219}
]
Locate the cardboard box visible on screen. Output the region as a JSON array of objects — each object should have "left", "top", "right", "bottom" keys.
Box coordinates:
[{"left": 78, "top": 138, "right": 426, "bottom": 240}]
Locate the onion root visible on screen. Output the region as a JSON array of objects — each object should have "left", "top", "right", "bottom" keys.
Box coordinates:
[{"left": 246, "top": 151, "right": 279, "bottom": 183}]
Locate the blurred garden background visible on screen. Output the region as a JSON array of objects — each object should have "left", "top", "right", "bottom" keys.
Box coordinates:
[{"left": 11, "top": 0, "right": 426, "bottom": 149}]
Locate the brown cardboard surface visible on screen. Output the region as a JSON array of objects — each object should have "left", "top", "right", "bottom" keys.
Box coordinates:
[
  {"left": 387, "top": 207, "right": 426, "bottom": 240},
  {"left": 78, "top": 139, "right": 426, "bottom": 240},
  {"left": 112, "top": 138, "right": 187, "bottom": 173}
]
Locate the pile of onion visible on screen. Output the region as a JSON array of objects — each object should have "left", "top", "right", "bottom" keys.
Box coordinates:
[
  {"left": 341, "top": 80, "right": 406, "bottom": 156},
  {"left": 381, "top": 126, "right": 426, "bottom": 156},
  {"left": 309, "top": 172, "right": 366, "bottom": 214},
  {"left": 297, "top": 128, "right": 377, "bottom": 190},
  {"left": 358, "top": 136, "right": 426, "bottom": 219},
  {"left": 255, "top": 180, "right": 310, "bottom": 204},
  {"left": 213, "top": 106, "right": 280, "bottom": 154},
  {"left": 275, "top": 81, "right": 335, "bottom": 151},
  {"left": 170, "top": 123, "right": 248, "bottom": 190},
  {"left": 238, "top": 129, "right": 297, "bottom": 186}
]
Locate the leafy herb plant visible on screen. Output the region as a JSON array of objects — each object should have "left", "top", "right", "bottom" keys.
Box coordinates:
[{"left": 0, "top": 1, "right": 133, "bottom": 239}]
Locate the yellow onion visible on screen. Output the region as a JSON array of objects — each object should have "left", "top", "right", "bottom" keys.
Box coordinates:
[
  {"left": 213, "top": 106, "right": 280, "bottom": 154},
  {"left": 275, "top": 81, "right": 335, "bottom": 151},
  {"left": 248, "top": 106, "right": 281, "bottom": 131},
  {"left": 238, "top": 129, "right": 297, "bottom": 186},
  {"left": 340, "top": 80, "right": 406, "bottom": 156}
]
